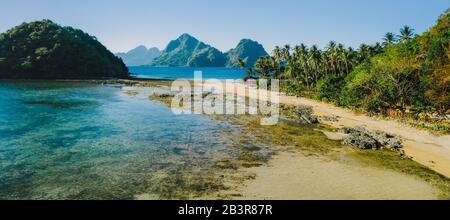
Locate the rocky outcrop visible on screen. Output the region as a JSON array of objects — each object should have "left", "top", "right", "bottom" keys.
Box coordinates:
[
  {"left": 151, "top": 34, "right": 225, "bottom": 67},
  {"left": 294, "top": 105, "right": 319, "bottom": 124},
  {"left": 225, "top": 39, "right": 268, "bottom": 67},
  {"left": 150, "top": 34, "right": 267, "bottom": 67},
  {"left": 339, "top": 126, "right": 403, "bottom": 152}
]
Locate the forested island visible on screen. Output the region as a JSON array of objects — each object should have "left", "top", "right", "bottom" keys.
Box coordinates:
[{"left": 0, "top": 20, "right": 129, "bottom": 79}]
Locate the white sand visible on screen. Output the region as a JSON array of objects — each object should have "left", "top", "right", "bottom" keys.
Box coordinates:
[{"left": 238, "top": 152, "right": 437, "bottom": 200}]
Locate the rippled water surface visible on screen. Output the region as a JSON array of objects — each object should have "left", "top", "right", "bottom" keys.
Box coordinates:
[{"left": 0, "top": 80, "right": 234, "bottom": 199}]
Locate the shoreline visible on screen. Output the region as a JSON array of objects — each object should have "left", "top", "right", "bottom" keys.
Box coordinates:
[
  {"left": 201, "top": 80, "right": 450, "bottom": 179},
  {"left": 1, "top": 78, "right": 448, "bottom": 199},
  {"left": 99, "top": 77, "right": 450, "bottom": 180},
  {"left": 120, "top": 79, "right": 449, "bottom": 199},
  {"left": 233, "top": 151, "right": 438, "bottom": 200},
  {"left": 4, "top": 78, "right": 448, "bottom": 178}
]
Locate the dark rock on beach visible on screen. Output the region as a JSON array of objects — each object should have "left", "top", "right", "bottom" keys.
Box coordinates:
[
  {"left": 294, "top": 105, "right": 319, "bottom": 124},
  {"left": 340, "top": 126, "right": 403, "bottom": 151},
  {"left": 320, "top": 115, "right": 340, "bottom": 122}
]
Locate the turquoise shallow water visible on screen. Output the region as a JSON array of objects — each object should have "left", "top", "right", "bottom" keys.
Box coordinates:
[
  {"left": 129, "top": 66, "right": 247, "bottom": 80},
  {"left": 0, "top": 80, "right": 234, "bottom": 199}
]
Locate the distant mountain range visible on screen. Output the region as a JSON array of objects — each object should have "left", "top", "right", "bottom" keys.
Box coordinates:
[
  {"left": 117, "top": 34, "right": 268, "bottom": 67},
  {"left": 115, "top": 46, "right": 161, "bottom": 66}
]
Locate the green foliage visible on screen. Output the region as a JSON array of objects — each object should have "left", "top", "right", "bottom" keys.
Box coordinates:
[
  {"left": 315, "top": 75, "right": 345, "bottom": 103},
  {"left": 187, "top": 47, "right": 227, "bottom": 67},
  {"left": 152, "top": 34, "right": 226, "bottom": 67},
  {"left": 0, "top": 20, "right": 129, "bottom": 79},
  {"left": 420, "top": 12, "right": 450, "bottom": 113},
  {"left": 341, "top": 57, "right": 424, "bottom": 113},
  {"left": 225, "top": 39, "right": 268, "bottom": 67},
  {"left": 254, "top": 41, "right": 382, "bottom": 90},
  {"left": 256, "top": 10, "right": 449, "bottom": 116},
  {"left": 341, "top": 11, "right": 449, "bottom": 114}
]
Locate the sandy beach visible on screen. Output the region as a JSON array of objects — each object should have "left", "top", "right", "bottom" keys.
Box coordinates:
[
  {"left": 128, "top": 80, "right": 449, "bottom": 200},
  {"left": 204, "top": 81, "right": 450, "bottom": 179},
  {"left": 237, "top": 152, "right": 437, "bottom": 200}
]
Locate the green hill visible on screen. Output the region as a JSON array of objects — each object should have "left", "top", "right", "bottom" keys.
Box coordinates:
[
  {"left": 187, "top": 47, "right": 227, "bottom": 67},
  {"left": 340, "top": 11, "right": 449, "bottom": 114},
  {"left": 151, "top": 33, "right": 225, "bottom": 67},
  {"left": 0, "top": 20, "right": 129, "bottom": 79},
  {"left": 151, "top": 34, "right": 267, "bottom": 67},
  {"left": 225, "top": 39, "right": 268, "bottom": 67},
  {"left": 115, "top": 46, "right": 161, "bottom": 66}
]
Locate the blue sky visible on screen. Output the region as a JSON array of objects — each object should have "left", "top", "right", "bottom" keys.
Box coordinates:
[{"left": 0, "top": 0, "right": 448, "bottom": 53}]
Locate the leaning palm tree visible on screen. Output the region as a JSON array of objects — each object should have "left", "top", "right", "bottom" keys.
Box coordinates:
[
  {"left": 255, "top": 56, "right": 276, "bottom": 78},
  {"left": 383, "top": 32, "right": 396, "bottom": 45},
  {"left": 399, "top": 25, "right": 414, "bottom": 41},
  {"left": 272, "top": 46, "right": 282, "bottom": 64},
  {"left": 236, "top": 58, "right": 246, "bottom": 69},
  {"left": 254, "top": 57, "right": 268, "bottom": 78}
]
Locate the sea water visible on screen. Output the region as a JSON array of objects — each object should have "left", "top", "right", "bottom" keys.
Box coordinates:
[{"left": 0, "top": 80, "right": 235, "bottom": 199}]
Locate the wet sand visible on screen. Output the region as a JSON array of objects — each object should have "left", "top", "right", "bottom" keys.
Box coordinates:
[
  {"left": 125, "top": 79, "right": 448, "bottom": 200},
  {"left": 235, "top": 152, "right": 437, "bottom": 200},
  {"left": 204, "top": 81, "right": 450, "bottom": 179}
]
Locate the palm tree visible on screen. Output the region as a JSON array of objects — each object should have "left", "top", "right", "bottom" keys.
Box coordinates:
[
  {"left": 373, "top": 42, "right": 384, "bottom": 54},
  {"left": 255, "top": 57, "right": 268, "bottom": 78},
  {"left": 326, "top": 41, "right": 338, "bottom": 75},
  {"left": 308, "top": 45, "right": 321, "bottom": 84},
  {"left": 345, "top": 47, "right": 357, "bottom": 74},
  {"left": 245, "top": 68, "right": 254, "bottom": 80},
  {"left": 339, "top": 47, "right": 352, "bottom": 76},
  {"left": 255, "top": 56, "right": 275, "bottom": 78},
  {"left": 321, "top": 53, "right": 330, "bottom": 75},
  {"left": 282, "top": 44, "right": 291, "bottom": 61},
  {"left": 272, "top": 46, "right": 282, "bottom": 77},
  {"left": 337, "top": 43, "right": 346, "bottom": 74},
  {"left": 236, "top": 58, "right": 246, "bottom": 69},
  {"left": 357, "top": 44, "right": 370, "bottom": 62},
  {"left": 272, "top": 46, "right": 282, "bottom": 64},
  {"left": 399, "top": 25, "right": 414, "bottom": 41},
  {"left": 383, "top": 32, "right": 396, "bottom": 45},
  {"left": 296, "top": 43, "right": 310, "bottom": 88}
]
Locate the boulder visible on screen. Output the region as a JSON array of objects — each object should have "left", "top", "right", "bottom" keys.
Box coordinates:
[
  {"left": 372, "top": 131, "right": 403, "bottom": 150},
  {"left": 321, "top": 115, "right": 340, "bottom": 122},
  {"left": 341, "top": 128, "right": 380, "bottom": 149},
  {"left": 339, "top": 126, "right": 403, "bottom": 151},
  {"left": 294, "top": 105, "right": 319, "bottom": 124}
]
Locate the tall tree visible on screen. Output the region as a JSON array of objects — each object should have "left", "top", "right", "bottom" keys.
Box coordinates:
[
  {"left": 399, "top": 25, "right": 415, "bottom": 41},
  {"left": 308, "top": 45, "right": 321, "bottom": 83},
  {"left": 383, "top": 32, "right": 396, "bottom": 45},
  {"left": 281, "top": 44, "right": 291, "bottom": 61},
  {"left": 326, "top": 41, "right": 338, "bottom": 75}
]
